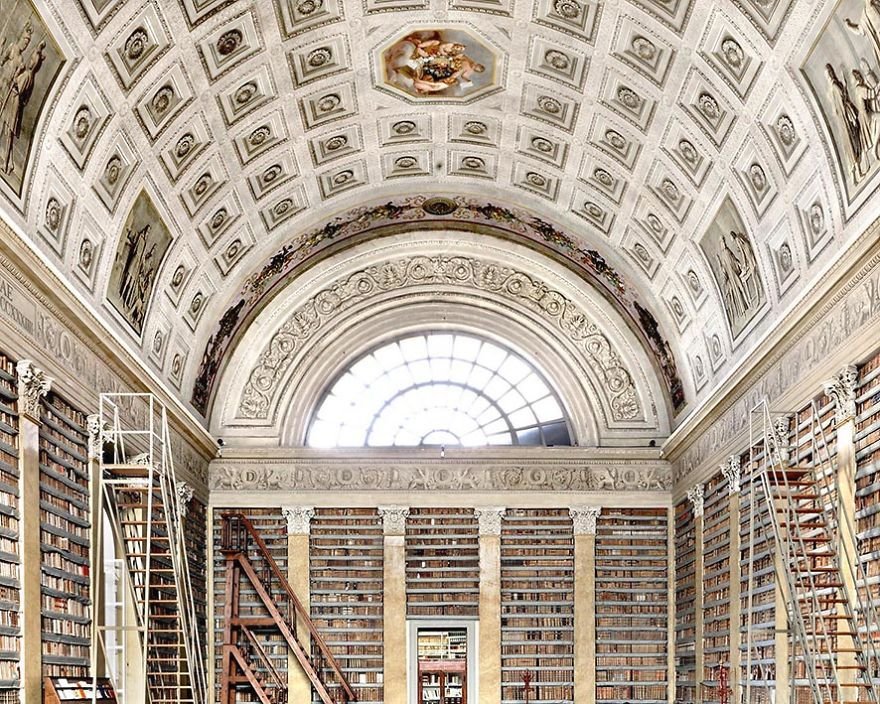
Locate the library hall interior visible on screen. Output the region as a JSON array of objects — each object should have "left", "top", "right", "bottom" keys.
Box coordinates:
[{"left": 3, "top": 0, "right": 880, "bottom": 703}]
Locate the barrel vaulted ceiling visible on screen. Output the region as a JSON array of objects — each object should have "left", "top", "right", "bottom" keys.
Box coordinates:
[{"left": 0, "top": 0, "right": 876, "bottom": 432}]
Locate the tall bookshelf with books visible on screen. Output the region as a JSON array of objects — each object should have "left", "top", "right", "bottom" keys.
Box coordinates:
[
  {"left": 738, "top": 443, "right": 778, "bottom": 699},
  {"left": 701, "top": 470, "right": 732, "bottom": 704},
  {"left": 38, "top": 391, "right": 91, "bottom": 679},
  {"left": 500, "top": 509, "right": 574, "bottom": 704},
  {"left": 310, "top": 508, "right": 384, "bottom": 703},
  {"left": 213, "top": 508, "right": 288, "bottom": 702},
  {"left": 184, "top": 496, "right": 208, "bottom": 664},
  {"left": 674, "top": 498, "right": 697, "bottom": 704},
  {"left": 0, "top": 351, "right": 20, "bottom": 701},
  {"left": 406, "top": 508, "right": 479, "bottom": 618},
  {"left": 856, "top": 352, "right": 880, "bottom": 657},
  {"left": 594, "top": 508, "right": 668, "bottom": 704}
]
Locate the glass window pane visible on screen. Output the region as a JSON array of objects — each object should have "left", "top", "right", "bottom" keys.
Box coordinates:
[
  {"left": 448, "top": 360, "right": 473, "bottom": 384},
  {"left": 497, "top": 389, "right": 526, "bottom": 414},
  {"left": 508, "top": 406, "right": 537, "bottom": 429},
  {"left": 374, "top": 342, "right": 405, "bottom": 369},
  {"left": 453, "top": 335, "right": 481, "bottom": 361},
  {"left": 497, "top": 355, "right": 530, "bottom": 384},
  {"left": 466, "top": 365, "right": 493, "bottom": 389},
  {"left": 476, "top": 342, "right": 506, "bottom": 368},
  {"left": 541, "top": 421, "right": 571, "bottom": 446},
  {"left": 351, "top": 355, "right": 384, "bottom": 383},
  {"left": 427, "top": 334, "right": 454, "bottom": 358},
  {"left": 399, "top": 336, "right": 428, "bottom": 361},
  {"left": 532, "top": 395, "right": 563, "bottom": 421},
  {"left": 518, "top": 374, "right": 548, "bottom": 402}
]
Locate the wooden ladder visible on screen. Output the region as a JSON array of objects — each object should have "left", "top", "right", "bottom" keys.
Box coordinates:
[{"left": 219, "top": 512, "right": 357, "bottom": 704}]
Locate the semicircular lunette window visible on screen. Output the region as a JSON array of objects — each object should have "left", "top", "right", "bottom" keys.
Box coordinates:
[{"left": 307, "top": 333, "right": 572, "bottom": 448}]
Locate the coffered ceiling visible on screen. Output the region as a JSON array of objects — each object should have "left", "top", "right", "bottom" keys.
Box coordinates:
[{"left": 0, "top": 0, "right": 875, "bottom": 432}]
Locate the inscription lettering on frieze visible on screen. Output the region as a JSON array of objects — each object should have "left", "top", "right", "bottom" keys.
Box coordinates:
[{"left": 0, "top": 273, "right": 35, "bottom": 337}]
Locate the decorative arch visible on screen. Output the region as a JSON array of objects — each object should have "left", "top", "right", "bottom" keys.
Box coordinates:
[{"left": 211, "top": 232, "right": 675, "bottom": 447}]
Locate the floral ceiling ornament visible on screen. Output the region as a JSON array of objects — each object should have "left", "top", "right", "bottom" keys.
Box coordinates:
[{"left": 192, "top": 196, "right": 684, "bottom": 418}]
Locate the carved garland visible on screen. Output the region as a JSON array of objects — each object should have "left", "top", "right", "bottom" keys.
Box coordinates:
[{"left": 237, "top": 255, "right": 642, "bottom": 423}]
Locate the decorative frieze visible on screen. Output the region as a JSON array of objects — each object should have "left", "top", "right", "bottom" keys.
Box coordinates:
[
  {"left": 15, "top": 359, "right": 52, "bottom": 420},
  {"left": 475, "top": 507, "right": 506, "bottom": 536},
  {"left": 687, "top": 483, "right": 704, "bottom": 517},
  {"left": 721, "top": 455, "right": 741, "bottom": 494},
  {"left": 378, "top": 506, "right": 410, "bottom": 536},
  {"left": 281, "top": 505, "right": 315, "bottom": 535},
  {"left": 569, "top": 506, "right": 601, "bottom": 535},
  {"left": 824, "top": 365, "right": 858, "bottom": 425}
]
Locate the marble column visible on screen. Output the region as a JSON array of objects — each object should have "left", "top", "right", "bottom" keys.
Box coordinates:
[
  {"left": 282, "top": 506, "right": 316, "bottom": 702},
  {"left": 16, "top": 360, "right": 51, "bottom": 704},
  {"left": 687, "top": 484, "right": 705, "bottom": 704},
  {"left": 475, "top": 507, "right": 505, "bottom": 704},
  {"left": 379, "top": 506, "right": 409, "bottom": 704},
  {"left": 824, "top": 366, "right": 860, "bottom": 698},
  {"left": 570, "top": 507, "right": 600, "bottom": 704}
]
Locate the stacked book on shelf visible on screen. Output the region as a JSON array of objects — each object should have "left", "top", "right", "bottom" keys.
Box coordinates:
[
  {"left": 43, "top": 676, "right": 116, "bottom": 703},
  {"left": 594, "top": 508, "right": 668, "bottom": 704},
  {"left": 856, "top": 352, "right": 880, "bottom": 658},
  {"left": 213, "top": 508, "right": 288, "bottom": 702},
  {"left": 310, "top": 508, "right": 384, "bottom": 703},
  {"left": 701, "top": 470, "right": 732, "bottom": 704},
  {"left": 38, "top": 392, "right": 91, "bottom": 680},
  {"left": 184, "top": 497, "right": 208, "bottom": 664},
  {"left": 406, "top": 508, "right": 479, "bottom": 618},
  {"left": 738, "top": 444, "right": 778, "bottom": 695},
  {"left": 674, "top": 498, "right": 697, "bottom": 704},
  {"left": 0, "top": 351, "right": 19, "bottom": 700},
  {"left": 500, "top": 509, "right": 574, "bottom": 704}
]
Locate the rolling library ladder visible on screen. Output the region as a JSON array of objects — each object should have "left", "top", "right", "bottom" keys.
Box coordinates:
[
  {"left": 744, "top": 400, "right": 880, "bottom": 704},
  {"left": 218, "top": 512, "right": 357, "bottom": 704},
  {"left": 96, "top": 393, "right": 207, "bottom": 704}
]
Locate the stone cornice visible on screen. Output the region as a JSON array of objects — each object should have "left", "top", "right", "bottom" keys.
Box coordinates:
[{"left": 209, "top": 448, "right": 671, "bottom": 493}]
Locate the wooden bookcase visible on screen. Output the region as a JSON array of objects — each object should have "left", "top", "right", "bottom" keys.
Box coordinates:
[
  {"left": 594, "top": 508, "right": 669, "bottom": 704},
  {"left": 43, "top": 676, "right": 115, "bottom": 703},
  {"left": 0, "top": 352, "right": 20, "bottom": 700},
  {"left": 418, "top": 660, "right": 466, "bottom": 704},
  {"left": 184, "top": 496, "right": 208, "bottom": 664},
  {"left": 38, "top": 392, "right": 91, "bottom": 679},
  {"left": 701, "top": 470, "right": 731, "bottom": 704},
  {"left": 406, "top": 508, "right": 479, "bottom": 618},
  {"left": 856, "top": 352, "right": 880, "bottom": 660},
  {"left": 674, "top": 497, "right": 697, "bottom": 704},
  {"left": 310, "top": 508, "right": 384, "bottom": 703},
  {"left": 500, "top": 509, "right": 574, "bottom": 704},
  {"left": 213, "top": 507, "right": 289, "bottom": 702}
]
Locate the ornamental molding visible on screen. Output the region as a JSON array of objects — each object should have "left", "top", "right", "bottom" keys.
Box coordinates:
[
  {"left": 687, "top": 483, "right": 704, "bottom": 517},
  {"left": 823, "top": 365, "right": 858, "bottom": 425},
  {"left": 570, "top": 507, "right": 602, "bottom": 535},
  {"left": 208, "top": 457, "right": 672, "bottom": 493},
  {"left": 236, "top": 255, "right": 642, "bottom": 424},
  {"left": 378, "top": 506, "right": 410, "bottom": 536},
  {"left": 15, "top": 359, "right": 52, "bottom": 420},
  {"left": 281, "top": 506, "right": 315, "bottom": 535},
  {"left": 671, "top": 242, "right": 880, "bottom": 485},
  {"left": 475, "top": 507, "right": 506, "bottom": 536},
  {"left": 721, "top": 456, "right": 741, "bottom": 494}
]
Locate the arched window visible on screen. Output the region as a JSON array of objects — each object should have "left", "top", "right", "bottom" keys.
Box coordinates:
[{"left": 307, "top": 333, "right": 572, "bottom": 447}]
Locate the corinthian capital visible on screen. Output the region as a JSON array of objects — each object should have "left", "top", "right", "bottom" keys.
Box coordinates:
[
  {"left": 86, "top": 413, "right": 113, "bottom": 460},
  {"left": 475, "top": 507, "right": 506, "bottom": 536},
  {"left": 687, "top": 483, "right": 704, "bottom": 518},
  {"left": 378, "top": 506, "right": 410, "bottom": 536},
  {"left": 15, "top": 360, "right": 52, "bottom": 421},
  {"left": 824, "top": 365, "right": 858, "bottom": 425},
  {"left": 569, "top": 507, "right": 601, "bottom": 535},
  {"left": 722, "top": 455, "right": 741, "bottom": 494},
  {"left": 282, "top": 506, "right": 315, "bottom": 535}
]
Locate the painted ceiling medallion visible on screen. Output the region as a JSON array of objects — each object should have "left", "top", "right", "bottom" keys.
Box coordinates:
[{"left": 377, "top": 27, "right": 502, "bottom": 103}]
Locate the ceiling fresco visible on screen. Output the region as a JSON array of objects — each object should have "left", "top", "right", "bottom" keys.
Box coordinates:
[{"left": 0, "top": 0, "right": 876, "bottom": 432}]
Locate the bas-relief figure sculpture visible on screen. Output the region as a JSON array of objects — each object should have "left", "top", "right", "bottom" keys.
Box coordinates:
[
  {"left": 0, "top": 0, "right": 64, "bottom": 197},
  {"left": 107, "top": 190, "right": 172, "bottom": 336},
  {"left": 804, "top": 0, "right": 880, "bottom": 201},
  {"left": 699, "top": 198, "right": 766, "bottom": 340}
]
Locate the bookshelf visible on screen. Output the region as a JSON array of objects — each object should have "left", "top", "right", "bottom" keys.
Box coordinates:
[
  {"left": 739, "top": 443, "right": 778, "bottom": 697},
  {"left": 500, "top": 509, "right": 574, "bottom": 704},
  {"left": 701, "top": 470, "right": 731, "bottom": 704},
  {"left": 0, "top": 351, "right": 19, "bottom": 700},
  {"left": 674, "top": 497, "right": 697, "bottom": 704},
  {"left": 594, "top": 508, "right": 669, "bottom": 704},
  {"left": 38, "top": 391, "right": 91, "bottom": 680},
  {"left": 213, "top": 508, "right": 289, "bottom": 702},
  {"left": 406, "top": 508, "right": 479, "bottom": 618},
  {"left": 417, "top": 628, "right": 468, "bottom": 704},
  {"left": 856, "top": 352, "right": 880, "bottom": 663},
  {"left": 43, "top": 675, "right": 116, "bottom": 703},
  {"left": 184, "top": 496, "right": 208, "bottom": 664},
  {"left": 310, "top": 508, "right": 384, "bottom": 703}
]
